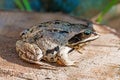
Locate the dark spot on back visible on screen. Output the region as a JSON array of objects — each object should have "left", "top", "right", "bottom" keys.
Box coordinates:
[
  {"left": 53, "top": 29, "right": 58, "bottom": 32},
  {"left": 47, "top": 29, "right": 59, "bottom": 32},
  {"left": 70, "top": 24, "right": 75, "bottom": 26},
  {"left": 34, "top": 36, "right": 38, "bottom": 41},
  {"left": 34, "top": 34, "right": 43, "bottom": 41},
  {"left": 55, "top": 21, "right": 60, "bottom": 24},
  {"left": 38, "top": 25, "right": 42, "bottom": 27},
  {"left": 21, "top": 33, "right": 25, "bottom": 35},
  {"left": 67, "top": 24, "right": 71, "bottom": 26},
  {"left": 40, "top": 35, "right": 43, "bottom": 38},
  {"left": 59, "top": 31, "right": 69, "bottom": 33}
]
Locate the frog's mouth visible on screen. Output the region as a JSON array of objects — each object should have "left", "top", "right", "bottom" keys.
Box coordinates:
[{"left": 68, "top": 32, "right": 100, "bottom": 46}]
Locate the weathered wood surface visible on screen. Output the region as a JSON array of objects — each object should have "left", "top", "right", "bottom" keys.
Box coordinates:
[{"left": 0, "top": 11, "right": 120, "bottom": 80}]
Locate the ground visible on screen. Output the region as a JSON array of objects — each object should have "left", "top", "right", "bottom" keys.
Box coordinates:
[{"left": 0, "top": 11, "right": 120, "bottom": 80}]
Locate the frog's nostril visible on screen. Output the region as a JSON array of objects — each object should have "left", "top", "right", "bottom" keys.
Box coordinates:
[{"left": 93, "top": 32, "right": 100, "bottom": 36}]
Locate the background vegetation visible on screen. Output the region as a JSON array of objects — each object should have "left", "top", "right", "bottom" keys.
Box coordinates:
[{"left": 0, "top": 0, "right": 120, "bottom": 31}]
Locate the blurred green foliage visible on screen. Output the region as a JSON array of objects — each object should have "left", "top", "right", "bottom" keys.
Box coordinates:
[
  {"left": 14, "top": 0, "right": 25, "bottom": 11},
  {"left": 96, "top": 0, "right": 119, "bottom": 23},
  {"left": 0, "top": 0, "right": 119, "bottom": 22},
  {"left": 22, "top": 0, "right": 32, "bottom": 11},
  {"left": 14, "top": 0, "right": 32, "bottom": 11}
]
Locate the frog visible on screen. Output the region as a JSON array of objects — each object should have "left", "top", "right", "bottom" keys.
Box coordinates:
[{"left": 16, "top": 20, "right": 99, "bottom": 67}]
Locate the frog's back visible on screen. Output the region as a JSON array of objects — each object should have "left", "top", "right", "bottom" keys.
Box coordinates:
[
  {"left": 31, "top": 20, "right": 87, "bottom": 33},
  {"left": 35, "top": 20, "right": 89, "bottom": 45},
  {"left": 26, "top": 20, "right": 92, "bottom": 46}
]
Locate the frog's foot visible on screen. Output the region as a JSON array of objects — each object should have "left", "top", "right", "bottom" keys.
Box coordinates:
[
  {"left": 57, "top": 46, "right": 78, "bottom": 67},
  {"left": 72, "top": 43, "right": 87, "bottom": 54},
  {"left": 16, "top": 40, "right": 43, "bottom": 64},
  {"left": 57, "top": 57, "right": 78, "bottom": 67},
  {"left": 66, "top": 61, "right": 78, "bottom": 67},
  {"left": 76, "top": 49, "right": 83, "bottom": 54}
]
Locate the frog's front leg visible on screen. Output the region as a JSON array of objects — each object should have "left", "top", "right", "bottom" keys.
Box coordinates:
[
  {"left": 16, "top": 40, "right": 43, "bottom": 65},
  {"left": 57, "top": 46, "right": 77, "bottom": 67}
]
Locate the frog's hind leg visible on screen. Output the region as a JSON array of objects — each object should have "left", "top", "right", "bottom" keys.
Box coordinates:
[
  {"left": 16, "top": 40, "right": 57, "bottom": 70},
  {"left": 16, "top": 40, "right": 43, "bottom": 65},
  {"left": 57, "top": 46, "right": 78, "bottom": 67}
]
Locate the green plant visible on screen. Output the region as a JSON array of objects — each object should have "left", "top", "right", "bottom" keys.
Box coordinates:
[
  {"left": 14, "top": 0, "right": 24, "bottom": 11},
  {"left": 96, "top": 0, "right": 119, "bottom": 23},
  {"left": 23, "top": 0, "right": 32, "bottom": 11},
  {"left": 14, "top": 0, "right": 32, "bottom": 11}
]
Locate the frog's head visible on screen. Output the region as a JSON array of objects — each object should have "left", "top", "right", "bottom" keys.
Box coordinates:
[{"left": 68, "top": 23, "right": 100, "bottom": 46}]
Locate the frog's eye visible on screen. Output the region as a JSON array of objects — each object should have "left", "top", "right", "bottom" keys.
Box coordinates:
[{"left": 84, "top": 29, "right": 92, "bottom": 35}]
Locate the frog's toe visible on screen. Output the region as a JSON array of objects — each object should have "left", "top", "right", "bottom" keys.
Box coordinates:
[{"left": 65, "top": 61, "right": 78, "bottom": 67}]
